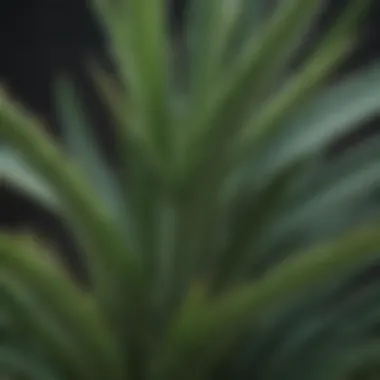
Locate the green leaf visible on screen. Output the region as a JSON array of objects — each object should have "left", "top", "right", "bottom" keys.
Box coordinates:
[
  {"left": 87, "top": 62, "right": 127, "bottom": 132},
  {"left": 326, "top": 340, "right": 380, "bottom": 380},
  {"left": 185, "top": 0, "right": 324, "bottom": 156},
  {"left": 247, "top": 63, "right": 380, "bottom": 179},
  {"left": 124, "top": 0, "right": 170, "bottom": 158},
  {"left": 88, "top": 62, "right": 171, "bottom": 268},
  {"left": 260, "top": 283, "right": 380, "bottom": 379},
  {"left": 0, "top": 346, "right": 62, "bottom": 380},
  {"left": 0, "top": 146, "right": 60, "bottom": 211},
  {"left": 234, "top": 0, "right": 372, "bottom": 165},
  {"left": 186, "top": 0, "right": 243, "bottom": 100},
  {"left": 225, "top": 1, "right": 273, "bottom": 58},
  {"left": 230, "top": 260, "right": 379, "bottom": 379},
  {"left": 210, "top": 159, "right": 306, "bottom": 291},
  {"left": 219, "top": 132, "right": 379, "bottom": 281},
  {"left": 0, "top": 276, "right": 94, "bottom": 380},
  {"left": 54, "top": 76, "right": 125, "bottom": 220},
  {"left": 152, "top": 224, "right": 380, "bottom": 380},
  {"left": 88, "top": 61, "right": 166, "bottom": 177},
  {"left": 0, "top": 92, "right": 146, "bottom": 343},
  {"left": 90, "top": 0, "right": 134, "bottom": 88},
  {"left": 257, "top": 136, "right": 380, "bottom": 261},
  {"left": 0, "top": 234, "right": 126, "bottom": 380},
  {"left": 90, "top": 1, "right": 169, "bottom": 175}
]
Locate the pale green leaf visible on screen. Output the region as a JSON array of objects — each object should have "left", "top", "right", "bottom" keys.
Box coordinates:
[
  {"left": 0, "top": 93, "right": 146, "bottom": 343},
  {"left": 54, "top": 76, "right": 125, "bottom": 219},
  {"left": 0, "top": 146, "right": 60, "bottom": 211},
  {"left": 248, "top": 63, "right": 380, "bottom": 179}
]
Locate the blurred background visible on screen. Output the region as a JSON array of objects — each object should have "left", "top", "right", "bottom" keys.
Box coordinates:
[{"left": 0, "top": 0, "right": 379, "bottom": 278}]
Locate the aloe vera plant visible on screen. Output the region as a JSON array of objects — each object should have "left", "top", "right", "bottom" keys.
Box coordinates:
[{"left": 1, "top": 0, "right": 380, "bottom": 379}]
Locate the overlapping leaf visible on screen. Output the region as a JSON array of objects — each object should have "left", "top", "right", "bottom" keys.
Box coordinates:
[{"left": 1, "top": 0, "right": 380, "bottom": 379}]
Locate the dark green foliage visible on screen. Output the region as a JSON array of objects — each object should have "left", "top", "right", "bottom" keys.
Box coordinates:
[{"left": 0, "top": 0, "right": 380, "bottom": 379}]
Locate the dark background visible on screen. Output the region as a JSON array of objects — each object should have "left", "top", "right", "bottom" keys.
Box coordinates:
[{"left": 0, "top": 0, "right": 379, "bottom": 277}]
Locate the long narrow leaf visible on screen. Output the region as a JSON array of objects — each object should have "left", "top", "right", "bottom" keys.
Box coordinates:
[
  {"left": 186, "top": 0, "right": 242, "bottom": 101},
  {"left": 235, "top": 0, "right": 371, "bottom": 164},
  {"left": 186, "top": 0, "right": 324, "bottom": 158},
  {"left": 152, "top": 223, "right": 380, "bottom": 380},
  {"left": 0, "top": 92, "right": 145, "bottom": 339},
  {"left": 257, "top": 137, "right": 380, "bottom": 259},
  {"left": 0, "top": 234, "right": 126, "bottom": 380},
  {"left": 54, "top": 76, "right": 125, "bottom": 219},
  {"left": 243, "top": 63, "right": 380, "bottom": 179},
  {"left": 0, "top": 146, "right": 60, "bottom": 211},
  {"left": 261, "top": 283, "right": 380, "bottom": 379},
  {"left": 126, "top": 0, "right": 170, "bottom": 157},
  {"left": 0, "top": 276, "right": 94, "bottom": 380}
]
